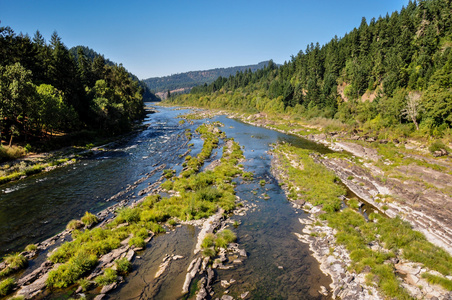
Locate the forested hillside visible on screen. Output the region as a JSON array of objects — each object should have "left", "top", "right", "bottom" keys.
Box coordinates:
[
  {"left": 143, "top": 61, "right": 272, "bottom": 93},
  {"left": 171, "top": 0, "right": 452, "bottom": 138},
  {"left": 0, "top": 26, "right": 154, "bottom": 154}
]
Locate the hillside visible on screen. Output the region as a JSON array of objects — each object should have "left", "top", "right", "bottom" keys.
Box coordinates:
[
  {"left": 69, "top": 46, "right": 159, "bottom": 102},
  {"left": 143, "top": 61, "right": 272, "bottom": 94},
  {"left": 171, "top": 0, "right": 452, "bottom": 139}
]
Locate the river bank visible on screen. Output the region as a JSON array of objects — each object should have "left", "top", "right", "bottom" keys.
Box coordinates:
[
  {"left": 0, "top": 118, "right": 253, "bottom": 300},
  {"left": 158, "top": 105, "right": 452, "bottom": 298}
]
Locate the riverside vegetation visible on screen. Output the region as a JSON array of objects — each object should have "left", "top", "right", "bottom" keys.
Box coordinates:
[
  {"left": 0, "top": 121, "right": 246, "bottom": 299},
  {"left": 272, "top": 142, "right": 452, "bottom": 298},
  {"left": 0, "top": 24, "right": 156, "bottom": 163}
]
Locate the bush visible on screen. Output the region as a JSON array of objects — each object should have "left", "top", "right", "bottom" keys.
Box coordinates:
[
  {"left": 47, "top": 252, "right": 98, "bottom": 288},
  {"left": 67, "top": 219, "right": 84, "bottom": 230},
  {"left": 4, "top": 253, "right": 27, "bottom": 270},
  {"left": 201, "top": 233, "right": 215, "bottom": 249},
  {"left": 429, "top": 140, "right": 449, "bottom": 154},
  {"left": 25, "top": 244, "right": 38, "bottom": 252},
  {"left": 129, "top": 237, "right": 145, "bottom": 248},
  {"left": 202, "top": 248, "right": 216, "bottom": 257},
  {"left": 77, "top": 278, "right": 91, "bottom": 292},
  {"left": 81, "top": 212, "right": 99, "bottom": 226},
  {"left": 217, "top": 229, "right": 236, "bottom": 243},
  {"left": 0, "top": 277, "right": 15, "bottom": 297},
  {"left": 115, "top": 258, "right": 132, "bottom": 276},
  {"left": 95, "top": 268, "right": 117, "bottom": 286},
  {"left": 117, "top": 207, "right": 140, "bottom": 223}
]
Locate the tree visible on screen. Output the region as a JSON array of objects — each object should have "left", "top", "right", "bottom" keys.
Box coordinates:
[{"left": 401, "top": 92, "right": 422, "bottom": 130}]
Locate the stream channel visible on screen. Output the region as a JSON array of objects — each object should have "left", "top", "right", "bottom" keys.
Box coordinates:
[{"left": 0, "top": 105, "right": 365, "bottom": 299}]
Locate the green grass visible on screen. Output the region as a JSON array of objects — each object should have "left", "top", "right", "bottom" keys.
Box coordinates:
[
  {"left": 0, "top": 277, "right": 15, "bottom": 297},
  {"left": 20, "top": 121, "right": 245, "bottom": 295},
  {"left": 47, "top": 251, "right": 98, "bottom": 288},
  {"left": 421, "top": 273, "right": 452, "bottom": 291},
  {"left": 25, "top": 244, "right": 38, "bottom": 252},
  {"left": 81, "top": 211, "right": 99, "bottom": 226},
  {"left": 0, "top": 253, "right": 28, "bottom": 277},
  {"left": 115, "top": 258, "right": 132, "bottom": 276},
  {"left": 273, "top": 143, "right": 345, "bottom": 211},
  {"left": 66, "top": 219, "right": 84, "bottom": 230},
  {"left": 201, "top": 229, "right": 237, "bottom": 257},
  {"left": 95, "top": 268, "right": 117, "bottom": 286}
]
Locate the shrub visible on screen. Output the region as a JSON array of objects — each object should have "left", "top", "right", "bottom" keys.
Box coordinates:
[
  {"left": 0, "top": 278, "right": 15, "bottom": 297},
  {"left": 215, "top": 236, "right": 228, "bottom": 249},
  {"left": 115, "top": 258, "right": 132, "bottom": 276},
  {"left": 117, "top": 207, "right": 140, "bottom": 223},
  {"left": 201, "top": 233, "right": 215, "bottom": 249},
  {"left": 25, "top": 244, "right": 38, "bottom": 252},
  {"left": 47, "top": 252, "right": 98, "bottom": 288},
  {"left": 348, "top": 198, "right": 360, "bottom": 209},
  {"left": 202, "top": 248, "right": 216, "bottom": 257},
  {"left": 67, "top": 219, "right": 84, "bottom": 230},
  {"left": 4, "top": 253, "right": 27, "bottom": 269},
  {"left": 81, "top": 212, "right": 99, "bottom": 226},
  {"left": 129, "top": 237, "right": 145, "bottom": 248},
  {"left": 95, "top": 268, "right": 117, "bottom": 286},
  {"left": 77, "top": 278, "right": 91, "bottom": 292},
  {"left": 429, "top": 140, "right": 449, "bottom": 154},
  {"left": 217, "top": 229, "right": 236, "bottom": 243},
  {"left": 163, "top": 169, "right": 175, "bottom": 179}
]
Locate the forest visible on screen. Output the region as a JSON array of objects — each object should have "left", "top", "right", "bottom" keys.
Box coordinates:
[
  {"left": 171, "top": 0, "right": 452, "bottom": 139},
  {"left": 0, "top": 25, "right": 154, "bottom": 158}
]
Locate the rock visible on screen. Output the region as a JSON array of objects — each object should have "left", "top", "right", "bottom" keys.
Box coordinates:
[
  {"left": 221, "top": 295, "right": 233, "bottom": 300},
  {"left": 182, "top": 258, "right": 202, "bottom": 294},
  {"left": 221, "top": 280, "right": 230, "bottom": 288},
  {"left": 17, "top": 260, "right": 53, "bottom": 286},
  {"left": 100, "top": 282, "right": 118, "bottom": 294},
  {"left": 196, "top": 277, "right": 208, "bottom": 300},
  {"left": 433, "top": 149, "right": 448, "bottom": 157},
  {"left": 319, "top": 285, "right": 328, "bottom": 296},
  {"left": 238, "top": 249, "right": 247, "bottom": 257},
  {"left": 94, "top": 294, "right": 105, "bottom": 300},
  {"left": 240, "top": 291, "right": 249, "bottom": 299}
]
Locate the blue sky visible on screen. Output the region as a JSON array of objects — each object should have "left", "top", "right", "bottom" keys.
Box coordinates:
[{"left": 1, "top": 0, "right": 409, "bottom": 79}]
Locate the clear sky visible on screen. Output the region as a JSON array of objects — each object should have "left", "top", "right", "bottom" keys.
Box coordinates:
[{"left": 1, "top": 0, "right": 410, "bottom": 80}]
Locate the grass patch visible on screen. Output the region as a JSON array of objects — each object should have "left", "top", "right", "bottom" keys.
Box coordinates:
[
  {"left": 421, "top": 273, "right": 452, "bottom": 291},
  {"left": 81, "top": 212, "right": 99, "bottom": 226},
  {"left": 0, "top": 277, "right": 15, "bottom": 297},
  {"left": 47, "top": 251, "right": 98, "bottom": 288},
  {"left": 95, "top": 268, "right": 117, "bottom": 286}
]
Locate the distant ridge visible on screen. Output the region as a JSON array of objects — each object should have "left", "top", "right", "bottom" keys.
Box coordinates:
[{"left": 143, "top": 61, "right": 274, "bottom": 95}]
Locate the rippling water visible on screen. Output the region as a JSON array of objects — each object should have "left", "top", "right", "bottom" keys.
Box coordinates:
[{"left": 2, "top": 106, "right": 335, "bottom": 299}]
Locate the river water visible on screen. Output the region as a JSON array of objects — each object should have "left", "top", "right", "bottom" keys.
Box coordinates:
[{"left": 0, "top": 105, "right": 335, "bottom": 299}]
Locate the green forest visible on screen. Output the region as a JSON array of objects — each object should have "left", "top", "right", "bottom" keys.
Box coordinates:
[
  {"left": 171, "top": 0, "right": 452, "bottom": 139},
  {"left": 0, "top": 25, "right": 155, "bottom": 157}
]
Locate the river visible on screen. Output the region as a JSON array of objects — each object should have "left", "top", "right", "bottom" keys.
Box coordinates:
[{"left": 1, "top": 105, "right": 335, "bottom": 299}]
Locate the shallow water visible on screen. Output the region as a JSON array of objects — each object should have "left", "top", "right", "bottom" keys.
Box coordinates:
[
  {"left": 0, "top": 106, "right": 197, "bottom": 256},
  {"left": 2, "top": 106, "right": 340, "bottom": 299},
  {"left": 109, "top": 113, "right": 333, "bottom": 299}
]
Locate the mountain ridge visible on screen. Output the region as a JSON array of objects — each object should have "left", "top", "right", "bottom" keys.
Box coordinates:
[{"left": 143, "top": 61, "right": 275, "bottom": 95}]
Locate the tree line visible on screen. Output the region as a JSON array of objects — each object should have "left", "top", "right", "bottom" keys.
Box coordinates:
[
  {"left": 172, "top": 0, "right": 452, "bottom": 138},
  {"left": 0, "top": 25, "right": 153, "bottom": 147}
]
